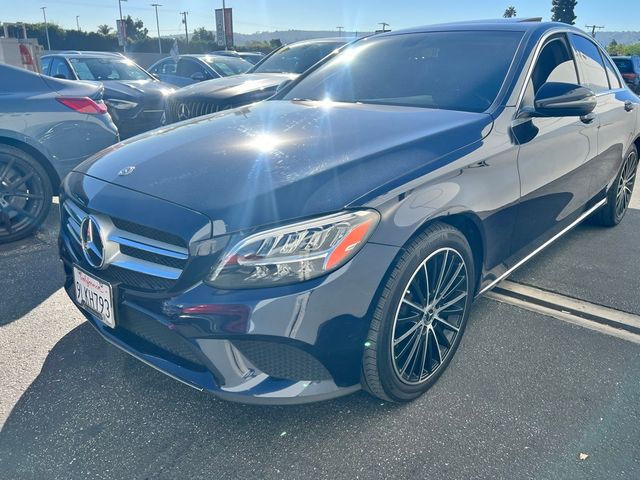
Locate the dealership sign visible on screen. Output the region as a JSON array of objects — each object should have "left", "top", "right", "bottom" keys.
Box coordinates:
[{"left": 215, "top": 8, "right": 233, "bottom": 48}]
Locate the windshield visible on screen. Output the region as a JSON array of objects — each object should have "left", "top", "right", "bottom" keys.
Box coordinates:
[
  {"left": 612, "top": 59, "right": 633, "bottom": 74},
  {"left": 252, "top": 41, "right": 344, "bottom": 74},
  {"left": 69, "top": 57, "right": 152, "bottom": 81},
  {"left": 204, "top": 56, "right": 251, "bottom": 76},
  {"left": 284, "top": 31, "right": 524, "bottom": 113}
]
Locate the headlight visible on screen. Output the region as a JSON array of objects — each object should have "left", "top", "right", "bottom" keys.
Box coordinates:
[
  {"left": 104, "top": 99, "right": 138, "bottom": 110},
  {"left": 207, "top": 210, "right": 380, "bottom": 288}
]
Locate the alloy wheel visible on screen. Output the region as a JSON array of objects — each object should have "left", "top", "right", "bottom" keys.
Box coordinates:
[
  {"left": 616, "top": 150, "right": 638, "bottom": 218},
  {"left": 391, "top": 247, "right": 469, "bottom": 385},
  {"left": 0, "top": 155, "right": 47, "bottom": 239}
]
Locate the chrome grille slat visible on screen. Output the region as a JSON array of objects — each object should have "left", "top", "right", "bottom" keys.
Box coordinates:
[
  {"left": 108, "top": 233, "right": 188, "bottom": 259},
  {"left": 111, "top": 255, "right": 182, "bottom": 280}
]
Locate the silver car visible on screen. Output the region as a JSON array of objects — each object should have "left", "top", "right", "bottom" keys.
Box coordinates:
[{"left": 0, "top": 64, "right": 118, "bottom": 243}]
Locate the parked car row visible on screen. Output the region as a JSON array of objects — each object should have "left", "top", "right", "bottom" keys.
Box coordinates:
[
  {"left": 165, "top": 38, "right": 350, "bottom": 123},
  {"left": 40, "top": 51, "right": 175, "bottom": 139},
  {"left": 0, "top": 38, "right": 356, "bottom": 243}
]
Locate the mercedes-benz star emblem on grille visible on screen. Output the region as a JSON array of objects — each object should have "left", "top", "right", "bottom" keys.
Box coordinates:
[
  {"left": 80, "top": 216, "right": 106, "bottom": 269},
  {"left": 118, "top": 166, "right": 136, "bottom": 176},
  {"left": 177, "top": 103, "right": 190, "bottom": 121}
]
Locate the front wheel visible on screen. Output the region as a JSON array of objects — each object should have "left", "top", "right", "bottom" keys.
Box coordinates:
[
  {"left": 592, "top": 144, "right": 638, "bottom": 227},
  {"left": 361, "top": 223, "right": 475, "bottom": 403},
  {"left": 0, "top": 145, "right": 53, "bottom": 244}
]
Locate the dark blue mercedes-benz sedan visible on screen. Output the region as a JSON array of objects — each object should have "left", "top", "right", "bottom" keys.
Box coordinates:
[{"left": 59, "top": 19, "right": 640, "bottom": 404}]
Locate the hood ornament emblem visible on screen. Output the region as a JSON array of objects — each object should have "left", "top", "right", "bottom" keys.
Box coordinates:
[
  {"left": 80, "top": 215, "right": 105, "bottom": 269},
  {"left": 177, "top": 103, "right": 191, "bottom": 121},
  {"left": 118, "top": 166, "right": 136, "bottom": 176}
]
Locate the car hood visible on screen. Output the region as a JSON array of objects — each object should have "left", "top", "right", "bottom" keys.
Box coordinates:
[
  {"left": 173, "top": 73, "right": 296, "bottom": 102},
  {"left": 100, "top": 79, "right": 173, "bottom": 101},
  {"left": 76, "top": 100, "right": 492, "bottom": 235}
]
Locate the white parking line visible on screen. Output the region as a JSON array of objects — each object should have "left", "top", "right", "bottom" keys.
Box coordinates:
[{"left": 486, "top": 280, "right": 640, "bottom": 345}]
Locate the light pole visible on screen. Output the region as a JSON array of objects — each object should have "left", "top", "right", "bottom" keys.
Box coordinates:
[
  {"left": 378, "top": 22, "right": 390, "bottom": 32},
  {"left": 76, "top": 15, "right": 81, "bottom": 31},
  {"left": 222, "top": 0, "right": 227, "bottom": 49},
  {"left": 118, "top": 0, "right": 127, "bottom": 52},
  {"left": 40, "top": 7, "right": 51, "bottom": 50},
  {"left": 337, "top": 26, "right": 344, "bottom": 37},
  {"left": 180, "top": 11, "right": 189, "bottom": 47},
  {"left": 151, "top": 3, "right": 162, "bottom": 53}
]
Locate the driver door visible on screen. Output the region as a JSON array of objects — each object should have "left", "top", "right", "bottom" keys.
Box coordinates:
[{"left": 511, "top": 34, "right": 598, "bottom": 255}]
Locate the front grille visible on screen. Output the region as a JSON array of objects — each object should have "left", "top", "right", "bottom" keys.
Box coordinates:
[
  {"left": 111, "top": 217, "right": 186, "bottom": 248},
  {"left": 62, "top": 199, "right": 189, "bottom": 292},
  {"left": 232, "top": 340, "right": 332, "bottom": 381},
  {"left": 117, "top": 309, "right": 206, "bottom": 371},
  {"left": 100, "top": 266, "right": 176, "bottom": 291},
  {"left": 166, "top": 98, "right": 220, "bottom": 123}
]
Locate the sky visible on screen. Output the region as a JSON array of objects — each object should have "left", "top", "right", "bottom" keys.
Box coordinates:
[{"left": 2, "top": 0, "right": 640, "bottom": 36}]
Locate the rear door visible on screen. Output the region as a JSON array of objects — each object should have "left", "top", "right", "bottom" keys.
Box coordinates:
[
  {"left": 569, "top": 34, "right": 638, "bottom": 198},
  {"left": 511, "top": 34, "right": 597, "bottom": 253}
]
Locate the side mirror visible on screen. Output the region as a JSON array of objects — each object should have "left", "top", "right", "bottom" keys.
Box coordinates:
[
  {"left": 190, "top": 72, "right": 206, "bottom": 81},
  {"left": 275, "top": 79, "right": 292, "bottom": 94},
  {"left": 532, "top": 82, "right": 597, "bottom": 117}
]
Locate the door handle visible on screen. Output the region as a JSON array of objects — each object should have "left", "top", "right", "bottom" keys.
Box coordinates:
[
  {"left": 580, "top": 112, "right": 596, "bottom": 124},
  {"left": 624, "top": 101, "right": 635, "bottom": 112}
]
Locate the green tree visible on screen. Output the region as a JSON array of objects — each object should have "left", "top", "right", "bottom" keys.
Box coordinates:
[
  {"left": 551, "top": 0, "right": 578, "bottom": 25},
  {"left": 124, "top": 15, "right": 148, "bottom": 41},
  {"left": 97, "top": 24, "right": 112, "bottom": 36},
  {"left": 503, "top": 6, "right": 517, "bottom": 18},
  {"left": 192, "top": 27, "right": 214, "bottom": 42},
  {"left": 607, "top": 39, "right": 623, "bottom": 56}
]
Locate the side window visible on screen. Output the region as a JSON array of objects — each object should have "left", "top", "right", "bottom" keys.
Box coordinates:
[
  {"left": 50, "top": 58, "right": 73, "bottom": 79},
  {"left": 523, "top": 37, "right": 578, "bottom": 106},
  {"left": 603, "top": 55, "right": 623, "bottom": 89},
  {"left": 153, "top": 59, "right": 176, "bottom": 75},
  {"left": 177, "top": 59, "right": 206, "bottom": 78},
  {"left": 40, "top": 57, "right": 52, "bottom": 75},
  {"left": 569, "top": 34, "right": 610, "bottom": 93}
]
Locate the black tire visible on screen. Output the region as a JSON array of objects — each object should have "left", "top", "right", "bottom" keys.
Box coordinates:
[
  {"left": 0, "top": 145, "right": 53, "bottom": 244},
  {"left": 592, "top": 144, "right": 638, "bottom": 227},
  {"left": 361, "top": 222, "right": 476, "bottom": 403}
]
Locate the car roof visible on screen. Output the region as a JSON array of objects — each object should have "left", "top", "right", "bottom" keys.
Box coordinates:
[
  {"left": 43, "top": 51, "right": 127, "bottom": 59},
  {"left": 378, "top": 18, "right": 585, "bottom": 36}
]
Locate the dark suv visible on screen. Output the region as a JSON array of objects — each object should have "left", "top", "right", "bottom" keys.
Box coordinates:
[
  {"left": 612, "top": 55, "right": 640, "bottom": 93},
  {"left": 165, "top": 38, "right": 350, "bottom": 123},
  {"left": 59, "top": 20, "right": 639, "bottom": 404}
]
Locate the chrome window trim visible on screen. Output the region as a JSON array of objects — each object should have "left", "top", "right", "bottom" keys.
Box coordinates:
[{"left": 513, "top": 29, "right": 624, "bottom": 114}]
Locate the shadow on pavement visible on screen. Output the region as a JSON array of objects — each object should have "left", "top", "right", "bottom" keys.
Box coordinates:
[
  {"left": 1, "top": 300, "right": 638, "bottom": 479},
  {"left": 511, "top": 208, "right": 640, "bottom": 315},
  {"left": 0, "top": 206, "right": 64, "bottom": 326}
]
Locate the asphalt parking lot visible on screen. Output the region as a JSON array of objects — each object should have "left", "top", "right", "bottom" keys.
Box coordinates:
[{"left": 1, "top": 195, "right": 639, "bottom": 480}]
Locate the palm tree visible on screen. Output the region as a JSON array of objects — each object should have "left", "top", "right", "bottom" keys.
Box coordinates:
[
  {"left": 503, "top": 6, "right": 517, "bottom": 18},
  {"left": 97, "top": 24, "right": 112, "bottom": 36}
]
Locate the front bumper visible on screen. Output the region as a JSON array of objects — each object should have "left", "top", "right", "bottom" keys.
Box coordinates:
[{"left": 60, "top": 227, "right": 399, "bottom": 404}]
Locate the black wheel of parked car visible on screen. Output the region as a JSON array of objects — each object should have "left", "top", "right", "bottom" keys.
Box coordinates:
[
  {"left": 361, "top": 223, "right": 475, "bottom": 402},
  {"left": 593, "top": 144, "right": 638, "bottom": 227},
  {"left": 0, "top": 145, "right": 53, "bottom": 244}
]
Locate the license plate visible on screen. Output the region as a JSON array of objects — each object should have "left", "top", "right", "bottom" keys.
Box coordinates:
[{"left": 73, "top": 266, "right": 116, "bottom": 328}]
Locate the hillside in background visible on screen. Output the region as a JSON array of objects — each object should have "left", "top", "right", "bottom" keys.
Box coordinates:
[
  {"left": 234, "top": 29, "right": 373, "bottom": 45},
  {"left": 595, "top": 31, "right": 640, "bottom": 46}
]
